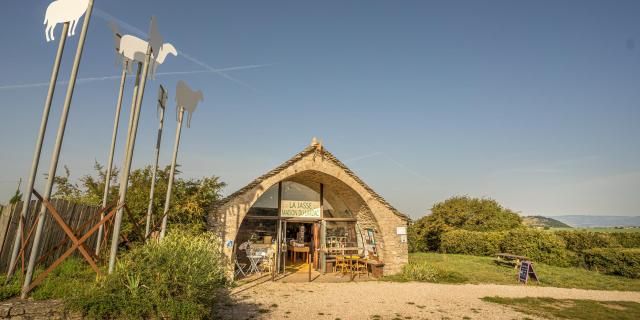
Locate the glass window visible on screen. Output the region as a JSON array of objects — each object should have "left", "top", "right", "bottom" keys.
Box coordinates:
[
  {"left": 326, "top": 221, "right": 358, "bottom": 248},
  {"left": 247, "top": 184, "right": 278, "bottom": 216},
  {"left": 281, "top": 181, "right": 320, "bottom": 202},
  {"left": 322, "top": 186, "right": 353, "bottom": 218}
]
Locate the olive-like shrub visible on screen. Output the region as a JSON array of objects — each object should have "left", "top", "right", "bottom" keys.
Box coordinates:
[{"left": 68, "top": 229, "right": 229, "bottom": 319}]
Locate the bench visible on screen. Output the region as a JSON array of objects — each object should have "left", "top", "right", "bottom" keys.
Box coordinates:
[{"left": 494, "top": 253, "right": 529, "bottom": 270}]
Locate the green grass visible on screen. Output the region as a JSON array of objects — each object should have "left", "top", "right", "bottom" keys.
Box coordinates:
[
  {"left": 387, "top": 252, "right": 640, "bottom": 291},
  {"left": 0, "top": 258, "right": 96, "bottom": 302},
  {"left": 550, "top": 227, "right": 640, "bottom": 233},
  {"left": 0, "top": 275, "right": 21, "bottom": 301},
  {"left": 482, "top": 296, "right": 640, "bottom": 319}
]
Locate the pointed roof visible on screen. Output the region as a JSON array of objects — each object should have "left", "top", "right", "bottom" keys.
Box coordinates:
[{"left": 214, "top": 142, "right": 410, "bottom": 221}]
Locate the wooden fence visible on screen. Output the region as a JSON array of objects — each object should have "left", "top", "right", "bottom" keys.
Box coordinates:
[{"left": 0, "top": 199, "right": 102, "bottom": 274}]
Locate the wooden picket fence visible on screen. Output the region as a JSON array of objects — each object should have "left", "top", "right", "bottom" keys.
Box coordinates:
[{"left": 0, "top": 199, "right": 102, "bottom": 274}]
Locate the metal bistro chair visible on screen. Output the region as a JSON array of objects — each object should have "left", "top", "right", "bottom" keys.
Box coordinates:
[
  {"left": 234, "top": 241, "right": 251, "bottom": 278},
  {"left": 334, "top": 255, "right": 350, "bottom": 275},
  {"left": 352, "top": 257, "right": 368, "bottom": 278},
  {"left": 260, "top": 248, "right": 275, "bottom": 273}
]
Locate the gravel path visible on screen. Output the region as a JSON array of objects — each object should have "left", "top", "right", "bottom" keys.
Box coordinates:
[{"left": 217, "top": 280, "right": 640, "bottom": 320}]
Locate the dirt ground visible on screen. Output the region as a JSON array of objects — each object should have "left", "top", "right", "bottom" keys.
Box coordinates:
[{"left": 214, "top": 276, "right": 640, "bottom": 320}]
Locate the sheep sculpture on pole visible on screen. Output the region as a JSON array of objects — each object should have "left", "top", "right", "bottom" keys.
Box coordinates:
[
  {"left": 108, "top": 22, "right": 178, "bottom": 77},
  {"left": 175, "top": 80, "right": 203, "bottom": 128},
  {"left": 44, "top": 0, "right": 89, "bottom": 42},
  {"left": 159, "top": 80, "right": 203, "bottom": 240}
]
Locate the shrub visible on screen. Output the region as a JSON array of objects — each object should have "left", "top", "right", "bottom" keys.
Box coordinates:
[
  {"left": 31, "top": 258, "right": 96, "bottom": 300},
  {"left": 408, "top": 216, "right": 451, "bottom": 252},
  {"left": 400, "top": 260, "right": 467, "bottom": 283},
  {"left": 430, "top": 196, "right": 522, "bottom": 232},
  {"left": 554, "top": 231, "right": 621, "bottom": 251},
  {"left": 500, "top": 228, "right": 570, "bottom": 267},
  {"left": 67, "top": 229, "right": 229, "bottom": 319},
  {"left": 0, "top": 275, "right": 21, "bottom": 301},
  {"left": 609, "top": 233, "right": 640, "bottom": 248},
  {"left": 439, "top": 230, "right": 505, "bottom": 256},
  {"left": 583, "top": 248, "right": 640, "bottom": 278},
  {"left": 409, "top": 196, "right": 522, "bottom": 253}
]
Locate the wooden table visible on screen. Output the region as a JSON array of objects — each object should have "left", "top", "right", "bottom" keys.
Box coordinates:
[
  {"left": 495, "top": 253, "right": 529, "bottom": 270},
  {"left": 290, "top": 246, "right": 309, "bottom": 264}
]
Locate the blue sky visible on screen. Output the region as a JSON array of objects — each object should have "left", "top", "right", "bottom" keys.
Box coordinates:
[{"left": 0, "top": 0, "right": 639, "bottom": 218}]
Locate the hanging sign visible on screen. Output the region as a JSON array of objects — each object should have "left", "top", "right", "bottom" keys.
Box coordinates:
[
  {"left": 518, "top": 260, "right": 539, "bottom": 284},
  {"left": 280, "top": 200, "right": 321, "bottom": 218}
]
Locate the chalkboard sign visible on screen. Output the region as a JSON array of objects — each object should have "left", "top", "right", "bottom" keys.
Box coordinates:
[{"left": 518, "top": 260, "right": 539, "bottom": 284}]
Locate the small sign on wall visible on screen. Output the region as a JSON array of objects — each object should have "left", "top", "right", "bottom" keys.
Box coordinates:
[
  {"left": 280, "top": 200, "right": 321, "bottom": 218},
  {"left": 396, "top": 226, "right": 407, "bottom": 235}
]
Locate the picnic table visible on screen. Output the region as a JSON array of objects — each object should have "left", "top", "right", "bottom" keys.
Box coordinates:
[{"left": 494, "top": 253, "right": 529, "bottom": 270}]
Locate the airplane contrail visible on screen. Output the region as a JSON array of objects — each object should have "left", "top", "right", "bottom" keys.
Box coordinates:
[
  {"left": 0, "top": 64, "right": 273, "bottom": 91},
  {"left": 344, "top": 152, "right": 383, "bottom": 163},
  {"left": 94, "top": 8, "right": 260, "bottom": 91}
]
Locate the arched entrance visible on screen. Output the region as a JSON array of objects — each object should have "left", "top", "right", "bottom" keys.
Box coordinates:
[
  {"left": 208, "top": 142, "right": 409, "bottom": 277},
  {"left": 232, "top": 172, "right": 383, "bottom": 278}
]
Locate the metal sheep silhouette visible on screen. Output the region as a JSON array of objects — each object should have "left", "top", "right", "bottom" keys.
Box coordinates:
[
  {"left": 44, "top": 0, "right": 89, "bottom": 42},
  {"left": 109, "top": 22, "right": 178, "bottom": 76},
  {"left": 175, "top": 80, "right": 203, "bottom": 128}
]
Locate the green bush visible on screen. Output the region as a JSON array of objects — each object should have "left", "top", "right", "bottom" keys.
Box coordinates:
[
  {"left": 431, "top": 196, "right": 522, "bottom": 232},
  {"left": 67, "top": 229, "right": 229, "bottom": 319},
  {"left": 583, "top": 248, "right": 640, "bottom": 278},
  {"left": 609, "top": 233, "right": 640, "bottom": 248},
  {"left": 408, "top": 216, "right": 451, "bottom": 252},
  {"left": 554, "top": 231, "right": 621, "bottom": 251},
  {"left": 500, "top": 229, "right": 570, "bottom": 267},
  {"left": 409, "top": 196, "right": 522, "bottom": 253},
  {"left": 439, "top": 230, "right": 505, "bottom": 256},
  {"left": 31, "top": 258, "right": 96, "bottom": 300},
  {"left": 400, "top": 260, "right": 467, "bottom": 283},
  {"left": 0, "top": 275, "right": 21, "bottom": 301}
]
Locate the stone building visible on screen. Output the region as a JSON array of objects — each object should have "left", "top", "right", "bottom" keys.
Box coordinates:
[{"left": 207, "top": 140, "right": 409, "bottom": 277}]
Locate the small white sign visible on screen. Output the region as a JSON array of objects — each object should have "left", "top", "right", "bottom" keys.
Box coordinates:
[{"left": 396, "top": 226, "right": 407, "bottom": 235}]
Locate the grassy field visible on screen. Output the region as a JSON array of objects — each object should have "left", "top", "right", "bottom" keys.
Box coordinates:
[
  {"left": 482, "top": 297, "right": 640, "bottom": 320},
  {"left": 550, "top": 227, "right": 640, "bottom": 233},
  {"left": 389, "top": 252, "right": 640, "bottom": 291}
]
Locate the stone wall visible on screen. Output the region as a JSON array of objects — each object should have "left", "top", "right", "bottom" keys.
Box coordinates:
[
  {"left": 208, "top": 147, "right": 409, "bottom": 275},
  {"left": 0, "top": 299, "right": 81, "bottom": 319}
]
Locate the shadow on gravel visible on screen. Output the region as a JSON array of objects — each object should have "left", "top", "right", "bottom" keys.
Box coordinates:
[{"left": 210, "top": 287, "right": 274, "bottom": 320}]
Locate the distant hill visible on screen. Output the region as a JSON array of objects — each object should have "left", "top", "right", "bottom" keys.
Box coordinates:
[
  {"left": 549, "top": 215, "right": 640, "bottom": 228},
  {"left": 522, "top": 216, "right": 571, "bottom": 228}
]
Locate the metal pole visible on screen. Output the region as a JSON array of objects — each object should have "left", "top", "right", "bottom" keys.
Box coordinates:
[
  {"left": 144, "top": 90, "right": 166, "bottom": 238},
  {"left": 108, "top": 42, "right": 153, "bottom": 274},
  {"left": 123, "top": 64, "right": 141, "bottom": 164},
  {"left": 95, "top": 61, "right": 128, "bottom": 256},
  {"left": 159, "top": 107, "right": 184, "bottom": 240},
  {"left": 5, "top": 23, "right": 69, "bottom": 281},
  {"left": 22, "top": 0, "right": 94, "bottom": 298}
]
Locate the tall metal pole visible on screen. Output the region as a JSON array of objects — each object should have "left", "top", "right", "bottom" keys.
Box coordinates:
[
  {"left": 95, "top": 61, "right": 128, "bottom": 256},
  {"left": 159, "top": 107, "right": 184, "bottom": 240},
  {"left": 144, "top": 86, "right": 167, "bottom": 238},
  {"left": 108, "top": 42, "right": 153, "bottom": 274},
  {"left": 22, "top": 0, "right": 94, "bottom": 299},
  {"left": 5, "top": 23, "right": 69, "bottom": 281}
]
